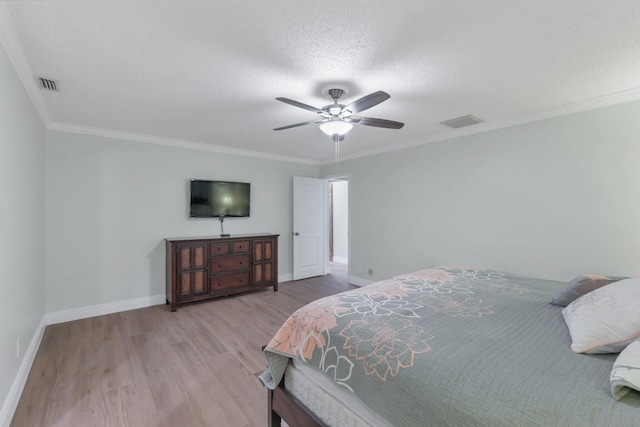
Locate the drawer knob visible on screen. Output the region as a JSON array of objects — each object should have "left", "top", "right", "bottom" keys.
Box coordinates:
[
  {"left": 239, "top": 279, "right": 243, "bottom": 283},
  {"left": 239, "top": 245, "right": 243, "bottom": 249},
  {"left": 218, "top": 282, "right": 222, "bottom": 286},
  {"left": 218, "top": 263, "right": 222, "bottom": 267},
  {"left": 239, "top": 261, "right": 243, "bottom": 265}
]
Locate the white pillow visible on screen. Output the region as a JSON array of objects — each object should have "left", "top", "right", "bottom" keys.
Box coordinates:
[
  {"left": 562, "top": 277, "right": 640, "bottom": 354},
  {"left": 611, "top": 338, "right": 640, "bottom": 400}
]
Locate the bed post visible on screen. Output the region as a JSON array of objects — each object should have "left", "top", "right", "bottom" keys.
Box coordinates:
[
  {"left": 268, "top": 381, "right": 325, "bottom": 427},
  {"left": 268, "top": 387, "right": 282, "bottom": 427},
  {"left": 263, "top": 342, "right": 325, "bottom": 427}
]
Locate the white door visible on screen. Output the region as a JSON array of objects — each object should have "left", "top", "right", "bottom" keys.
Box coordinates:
[{"left": 293, "top": 176, "right": 325, "bottom": 280}]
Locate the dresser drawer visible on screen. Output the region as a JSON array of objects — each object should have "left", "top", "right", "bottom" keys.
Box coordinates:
[
  {"left": 231, "top": 240, "right": 250, "bottom": 253},
  {"left": 210, "top": 241, "right": 229, "bottom": 255},
  {"left": 210, "top": 272, "right": 250, "bottom": 291},
  {"left": 210, "top": 254, "right": 250, "bottom": 273}
]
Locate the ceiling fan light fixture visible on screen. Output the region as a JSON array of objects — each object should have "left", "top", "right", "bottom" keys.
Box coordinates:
[
  {"left": 328, "top": 106, "right": 342, "bottom": 115},
  {"left": 319, "top": 120, "right": 353, "bottom": 136}
]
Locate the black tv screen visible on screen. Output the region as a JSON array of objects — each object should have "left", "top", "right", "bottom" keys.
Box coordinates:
[{"left": 190, "top": 180, "right": 250, "bottom": 218}]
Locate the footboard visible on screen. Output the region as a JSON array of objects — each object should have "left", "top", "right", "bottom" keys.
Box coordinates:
[{"left": 268, "top": 379, "right": 326, "bottom": 427}]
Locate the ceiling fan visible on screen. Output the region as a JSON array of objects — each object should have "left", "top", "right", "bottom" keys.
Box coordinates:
[{"left": 273, "top": 88, "right": 404, "bottom": 141}]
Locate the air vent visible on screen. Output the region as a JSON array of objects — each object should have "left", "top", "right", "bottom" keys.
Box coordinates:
[
  {"left": 37, "top": 77, "right": 59, "bottom": 92},
  {"left": 440, "top": 114, "right": 483, "bottom": 129}
]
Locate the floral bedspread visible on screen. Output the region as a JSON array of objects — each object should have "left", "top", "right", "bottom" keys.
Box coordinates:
[{"left": 260, "top": 267, "right": 640, "bottom": 427}]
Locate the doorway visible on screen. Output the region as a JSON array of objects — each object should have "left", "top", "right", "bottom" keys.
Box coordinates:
[{"left": 329, "top": 177, "right": 348, "bottom": 282}]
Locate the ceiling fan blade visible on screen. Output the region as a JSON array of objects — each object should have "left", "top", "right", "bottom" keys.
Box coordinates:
[
  {"left": 276, "top": 97, "right": 325, "bottom": 114},
  {"left": 273, "top": 119, "right": 325, "bottom": 131},
  {"left": 355, "top": 116, "right": 405, "bottom": 129},
  {"left": 344, "top": 91, "right": 390, "bottom": 114}
]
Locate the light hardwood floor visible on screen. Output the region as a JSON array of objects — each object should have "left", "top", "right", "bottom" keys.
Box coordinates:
[{"left": 12, "top": 263, "right": 352, "bottom": 427}]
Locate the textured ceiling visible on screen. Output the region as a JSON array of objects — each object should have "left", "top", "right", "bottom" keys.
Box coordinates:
[{"left": 3, "top": 1, "right": 640, "bottom": 164}]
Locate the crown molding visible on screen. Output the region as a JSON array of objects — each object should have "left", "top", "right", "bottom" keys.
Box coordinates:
[
  {"left": 49, "top": 86, "right": 640, "bottom": 167},
  {"left": 0, "top": 3, "right": 52, "bottom": 126},
  {"left": 324, "top": 87, "right": 640, "bottom": 165},
  {"left": 47, "top": 121, "right": 322, "bottom": 165},
  {"left": 47, "top": 85, "right": 640, "bottom": 167}
]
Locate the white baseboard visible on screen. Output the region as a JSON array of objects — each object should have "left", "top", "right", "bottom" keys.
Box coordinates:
[
  {"left": 278, "top": 273, "right": 293, "bottom": 283},
  {"left": 0, "top": 317, "right": 46, "bottom": 427},
  {"left": 348, "top": 275, "right": 374, "bottom": 287},
  {"left": 44, "top": 294, "right": 166, "bottom": 326},
  {"left": 45, "top": 274, "right": 297, "bottom": 326}
]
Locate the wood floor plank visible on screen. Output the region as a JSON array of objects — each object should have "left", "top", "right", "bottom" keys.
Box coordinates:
[
  {"left": 100, "top": 386, "right": 137, "bottom": 427},
  {"left": 187, "top": 382, "right": 249, "bottom": 427},
  {"left": 11, "top": 264, "right": 354, "bottom": 426},
  {"left": 101, "top": 382, "right": 157, "bottom": 427},
  {"left": 207, "top": 351, "right": 267, "bottom": 426},
  {"left": 129, "top": 333, "right": 188, "bottom": 411},
  {"left": 47, "top": 369, "right": 102, "bottom": 427},
  {"left": 147, "top": 400, "right": 203, "bottom": 427},
  {"left": 98, "top": 333, "right": 135, "bottom": 393},
  {"left": 202, "top": 310, "right": 271, "bottom": 375},
  {"left": 11, "top": 349, "right": 61, "bottom": 426}
]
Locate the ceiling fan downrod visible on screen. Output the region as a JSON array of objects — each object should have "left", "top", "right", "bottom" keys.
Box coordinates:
[{"left": 327, "top": 88, "right": 344, "bottom": 102}]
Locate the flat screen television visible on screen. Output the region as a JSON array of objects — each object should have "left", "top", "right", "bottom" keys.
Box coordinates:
[{"left": 189, "top": 179, "right": 250, "bottom": 218}]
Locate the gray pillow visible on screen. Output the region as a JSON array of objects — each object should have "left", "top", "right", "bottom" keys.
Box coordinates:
[{"left": 551, "top": 275, "right": 628, "bottom": 307}]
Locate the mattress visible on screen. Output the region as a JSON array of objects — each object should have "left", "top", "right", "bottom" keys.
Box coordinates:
[{"left": 285, "top": 358, "right": 393, "bottom": 427}]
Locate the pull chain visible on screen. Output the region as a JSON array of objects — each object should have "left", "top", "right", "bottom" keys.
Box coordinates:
[{"left": 333, "top": 134, "right": 340, "bottom": 171}]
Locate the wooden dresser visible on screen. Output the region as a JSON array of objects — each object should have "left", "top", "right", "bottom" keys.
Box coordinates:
[{"left": 165, "top": 233, "right": 278, "bottom": 311}]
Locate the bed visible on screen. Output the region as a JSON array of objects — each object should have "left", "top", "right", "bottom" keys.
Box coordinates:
[{"left": 260, "top": 267, "right": 640, "bottom": 426}]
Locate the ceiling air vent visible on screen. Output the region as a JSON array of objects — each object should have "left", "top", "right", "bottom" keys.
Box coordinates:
[
  {"left": 37, "top": 77, "right": 59, "bottom": 92},
  {"left": 440, "top": 114, "right": 483, "bottom": 129}
]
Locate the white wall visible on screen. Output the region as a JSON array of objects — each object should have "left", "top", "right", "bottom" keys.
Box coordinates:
[
  {"left": 0, "top": 35, "right": 45, "bottom": 424},
  {"left": 332, "top": 180, "right": 348, "bottom": 263},
  {"left": 324, "top": 99, "right": 640, "bottom": 282},
  {"left": 45, "top": 130, "right": 319, "bottom": 313}
]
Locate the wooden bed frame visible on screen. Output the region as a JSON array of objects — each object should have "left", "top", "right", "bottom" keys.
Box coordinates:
[{"left": 268, "top": 379, "right": 326, "bottom": 427}]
